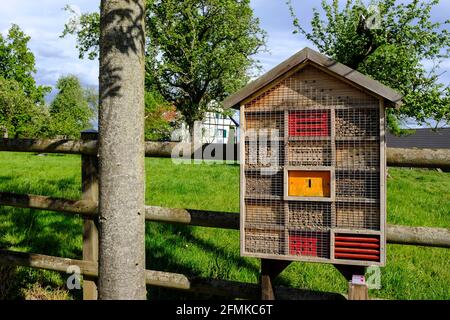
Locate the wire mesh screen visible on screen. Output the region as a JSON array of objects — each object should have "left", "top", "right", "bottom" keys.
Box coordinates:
[
  {"left": 336, "top": 171, "right": 380, "bottom": 200},
  {"left": 242, "top": 64, "right": 383, "bottom": 265},
  {"left": 288, "top": 141, "right": 332, "bottom": 166},
  {"left": 336, "top": 203, "right": 380, "bottom": 230},
  {"left": 245, "top": 171, "right": 283, "bottom": 198}
]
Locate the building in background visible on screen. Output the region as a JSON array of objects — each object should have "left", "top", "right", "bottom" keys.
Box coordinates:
[
  {"left": 386, "top": 128, "right": 450, "bottom": 149},
  {"left": 172, "top": 111, "right": 239, "bottom": 144}
]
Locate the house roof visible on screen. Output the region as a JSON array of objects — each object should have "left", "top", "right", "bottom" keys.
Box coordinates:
[
  {"left": 387, "top": 128, "right": 450, "bottom": 149},
  {"left": 223, "top": 47, "right": 403, "bottom": 109}
]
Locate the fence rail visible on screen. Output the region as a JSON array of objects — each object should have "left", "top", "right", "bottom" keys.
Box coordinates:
[
  {"left": 0, "top": 137, "right": 449, "bottom": 300},
  {"left": 1, "top": 191, "right": 449, "bottom": 248},
  {"left": 1, "top": 138, "right": 450, "bottom": 168}
]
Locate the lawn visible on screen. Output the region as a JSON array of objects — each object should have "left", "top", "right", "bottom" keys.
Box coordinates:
[{"left": 0, "top": 152, "right": 449, "bottom": 300}]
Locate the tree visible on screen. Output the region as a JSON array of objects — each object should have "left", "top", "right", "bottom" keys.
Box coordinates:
[
  {"left": 48, "top": 75, "right": 94, "bottom": 139},
  {"left": 146, "top": 0, "right": 265, "bottom": 140},
  {"left": 61, "top": 0, "right": 266, "bottom": 140},
  {"left": 84, "top": 85, "right": 99, "bottom": 127},
  {"left": 144, "top": 90, "right": 178, "bottom": 141},
  {"left": 0, "top": 24, "right": 50, "bottom": 104},
  {"left": 0, "top": 77, "right": 49, "bottom": 138},
  {"left": 288, "top": 0, "right": 450, "bottom": 132},
  {"left": 97, "top": 0, "right": 147, "bottom": 299}
]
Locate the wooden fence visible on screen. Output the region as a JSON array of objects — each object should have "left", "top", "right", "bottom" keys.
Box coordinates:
[
  {"left": 1, "top": 137, "right": 450, "bottom": 169},
  {"left": 0, "top": 134, "right": 449, "bottom": 300}
]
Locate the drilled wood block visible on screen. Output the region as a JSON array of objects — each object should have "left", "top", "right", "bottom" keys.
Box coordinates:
[
  {"left": 288, "top": 141, "right": 331, "bottom": 166},
  {"left": 288, "top": 110, "right": 330, "bottom": 136},
  {"left": 289, "top": 231, "right": 329, "bottom": 258}
]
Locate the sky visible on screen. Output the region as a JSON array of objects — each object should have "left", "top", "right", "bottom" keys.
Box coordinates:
[{"left": 0, "top": 0, "right": 449, "bottom": 107}]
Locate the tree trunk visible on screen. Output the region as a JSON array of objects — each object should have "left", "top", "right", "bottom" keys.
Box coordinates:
[
  {"left": 2, "top": 127, "right": 8, "bottom": 139},
  {"left": 187, "top": 121, "right": 195, "bottom": 143},
  {"left": 98, "top": 0, "right": 146, "bottom": 300}
]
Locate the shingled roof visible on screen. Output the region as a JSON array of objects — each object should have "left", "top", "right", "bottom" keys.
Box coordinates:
[
  {"left": 387, "top": 128, "right": 450, "bottom": 149},
  {"left": 223, "top": 47, "right": 403, "bottom": 109}
]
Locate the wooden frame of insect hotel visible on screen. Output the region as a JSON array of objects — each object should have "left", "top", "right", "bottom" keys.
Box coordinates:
[{"left": 223, "top": 48, "right": 402, "bottom": 267}]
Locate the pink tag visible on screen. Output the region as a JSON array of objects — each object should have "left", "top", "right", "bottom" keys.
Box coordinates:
[{"left": 352, "top": 275, "right": 366, "bottom": 285}]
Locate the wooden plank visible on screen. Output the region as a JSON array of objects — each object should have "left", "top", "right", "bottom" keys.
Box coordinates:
[
  {"left": 240, "top": 105, "right": 246, "bottom": 256},
  {"left": 379, "top": 99, "right": 387, "bottom": 266},
  {"left": 81, "top": 131, "right": 99, "bottom": 300}
]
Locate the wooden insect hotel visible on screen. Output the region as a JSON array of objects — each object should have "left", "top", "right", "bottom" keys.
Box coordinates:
[{"left": 224, "top": 48, "right": 402, "bottom": 266}]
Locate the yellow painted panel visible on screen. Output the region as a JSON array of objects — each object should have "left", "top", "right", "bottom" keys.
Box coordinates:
[{"left": 288, "top": 171, "right": 331, "bottom": 197}]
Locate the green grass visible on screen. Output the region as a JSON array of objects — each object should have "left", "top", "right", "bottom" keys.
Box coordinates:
[{"left": 0, "top": 152, "right": 449, "bottom": 300}]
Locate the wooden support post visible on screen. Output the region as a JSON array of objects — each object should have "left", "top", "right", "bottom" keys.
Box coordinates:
[
  {"left": 334, "top": 264, "right": 368, "bottom": 300},
  {"left": 81, "top": 130, "right": 99, "bottom": 300},
  {"left": 260, "top": 260, "right": 274, "bottom": 300},
  {"left": 348, "top": 283, "right": 369, "bottom": 300},
  {"left": 260, "top": 259, "right": 291, "bottom": 300}
]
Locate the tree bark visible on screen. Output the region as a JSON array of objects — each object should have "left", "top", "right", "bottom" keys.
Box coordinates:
[
  {"left": 187, "top": 121, "right": 195, "bottom": 143},
  {"left": 98, "top": 0, "right": 146, "bottom": 300}
]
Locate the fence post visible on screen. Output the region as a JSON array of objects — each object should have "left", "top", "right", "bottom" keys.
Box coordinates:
[{"left": 81, "top": 130, "right": 99, "bottom": 300}]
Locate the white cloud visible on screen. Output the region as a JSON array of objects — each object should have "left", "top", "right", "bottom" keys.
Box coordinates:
[
  {"left": 0, "top": 0, "right": 99, "bottom": 92},
  {"left": 256, "top": 34, "right": 314, "bottom": 74},
  {"left": 0, "top": 0, "right": 448, "bottom": 97}
]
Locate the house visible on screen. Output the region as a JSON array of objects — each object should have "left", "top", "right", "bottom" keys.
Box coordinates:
[
  {"left": 387, "top": 128, "right": 450, "bottom": 149},
  {"left": 171, "top": 111, "right": 239, "bottom": 144}
]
